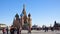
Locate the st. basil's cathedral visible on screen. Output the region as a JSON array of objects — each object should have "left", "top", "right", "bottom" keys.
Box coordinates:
[{"left": 12, "top": 4, "right": 32, "bottom": 31}]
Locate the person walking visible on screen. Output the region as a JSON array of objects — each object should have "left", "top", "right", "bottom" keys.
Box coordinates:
[
  {"left": 6, "top": 26, "right": 8, "bottom": 34},
  {"left": 2, "top": 28, "right": 6, "bottom": 34},
  {"left": 10, "top": 27, "right": 14, "bottom": 34}
]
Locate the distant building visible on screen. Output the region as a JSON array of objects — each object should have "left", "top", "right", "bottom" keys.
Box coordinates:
[
  {"left": 0, "top": 24, "right": 7, "bottom": 30},
  {"left": 53, "top": 21, "right": 60, "bottom": 30},
  {"left": 12, "top": 4, "right": 32, "bottom": 30}
]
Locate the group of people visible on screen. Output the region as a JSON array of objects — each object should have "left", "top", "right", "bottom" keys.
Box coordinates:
[
  {"left": 2, "top": 27, "right": 8, "bottom": 34},
  {"left": 2, "top": 27, "right": 31, "bottom": 34},
  {"left": 44, "top": 27, "right": 48, "bottom": 32},
  {"left": 10, "top": 27, "right": 18, "bottom": 34},
  {"left": 10, "top": 27, "right": 23, "bottom": 34},
  {"left": 2, "top": 27, "right": 18, "bottom": 34},
  {"left": 44, "top": 27, "right": 54, "bottom": 32}
]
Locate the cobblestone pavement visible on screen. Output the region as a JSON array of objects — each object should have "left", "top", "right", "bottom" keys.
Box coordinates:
[{"left": 0, "top": 30, "right": 60, "bottom": 34}]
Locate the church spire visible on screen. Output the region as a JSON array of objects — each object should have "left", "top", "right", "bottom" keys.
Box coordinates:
[
  {"left": 23, "top": 4, "right": 25, "bottom": 10},
  {"left": 22, "top": 4, "right": 26, "bottom": 16}
]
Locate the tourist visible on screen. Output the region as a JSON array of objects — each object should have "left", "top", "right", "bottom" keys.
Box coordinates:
[
  {"left": 2, "top": 28, "right": 6, "bottom": 34},
  {"left": 51, "top": 27, "right": 54, "bottom": 31},
  {"left": 10, "top": 27, "right": 14, "bottom": 34},
  {"left": 6, "top": 26, "right": 8, "bottom": 34},
  {"left": 45, "top": 27, "right": 48, "bottom": 32},
  {"left": 14, "top": 28, "right": 17, "bottom": 34},
  {"left": 17, "top": 28, "right": 19, "bottom": 34}
]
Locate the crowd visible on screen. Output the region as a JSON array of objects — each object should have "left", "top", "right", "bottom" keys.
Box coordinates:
[{"left": 2, "top": 27, "right": 22, "bottom": 34}]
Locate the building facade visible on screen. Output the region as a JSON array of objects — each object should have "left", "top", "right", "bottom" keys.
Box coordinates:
[
  {"left": 53, "top": 21, "right": 60, "bottom": 30},
  {"left": 0, "top": 24, "right": 7, "bottom": 30}
]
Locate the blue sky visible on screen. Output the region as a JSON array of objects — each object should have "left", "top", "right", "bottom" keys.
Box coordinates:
[{"left": 0, "top": 0, "right": 60, "bottom": 27}]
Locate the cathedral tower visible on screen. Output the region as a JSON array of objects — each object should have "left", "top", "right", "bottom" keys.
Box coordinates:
[
  {"left": 28, "top": 13, "right": 32, "bottom": 32},
  {"left": 21, "top": 4, "right": 27, "bottom": 24},
  {"left": 22, "top": 4, "right": 26, "bottom": 16},
  {"left": 13, "top": 13, "right": 20, "bottom": 28}
]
